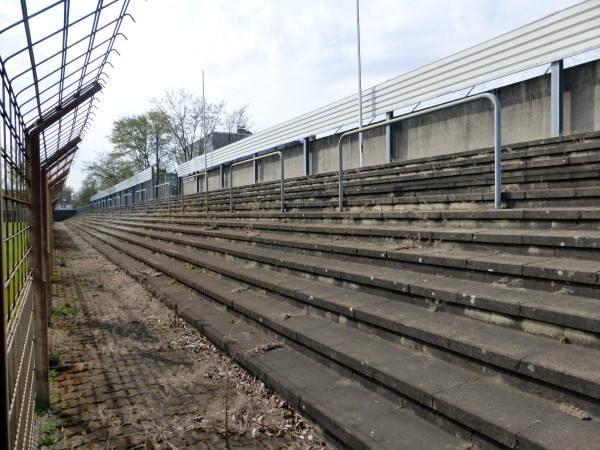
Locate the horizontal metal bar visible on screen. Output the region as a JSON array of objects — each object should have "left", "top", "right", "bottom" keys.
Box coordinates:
[
  {"left": 41, "top": 137, "right": 81, "bottom": 169},
  {"left": 338, "top": 93, "right": 502, "bottom": 210},
  {"left": 229, "top": 151, "right": 284, "bottom": 213},
  {"left": 181, "top": 171, "right": 206, "bottom": 181},
  {"left": 27, "top": 83, "right": 102, "bottom": 135}
]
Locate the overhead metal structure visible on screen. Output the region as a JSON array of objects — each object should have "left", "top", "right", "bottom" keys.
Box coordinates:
[
  {"left": 2, "top": 0, "right": 132, "bottom": 191},
  {"left": 0, "top": 1, "right": 133, "bottom": 448},
  {"left": 177, "top": 0, "right": 600, "bottom": 179}
]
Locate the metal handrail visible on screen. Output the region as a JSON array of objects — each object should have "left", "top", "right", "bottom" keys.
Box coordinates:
[
  {"left": 155, "top": 182, "right": 171, "bottom": 212},
  {"left": 135, "top": 189, "right": 147, "bottom": 213},
  {"left": 229, "top": 151, "right": 284, "bottom": 212},
  {"left": 122, "top": 193, "right": 132, "bottom": 213},
  {"left": 182, "top": 170, "right": 208, "bottom": 212},
  {"left": 338, "top": 93, "right": 502, "bottom": 210}
]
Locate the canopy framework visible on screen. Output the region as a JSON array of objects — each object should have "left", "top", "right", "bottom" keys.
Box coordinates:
[
  {"left": 0, "top": 1, "right": 133, "bottom": 448},
  {"left": 1, "top": 0, "right": 132, "bottom": 190}
]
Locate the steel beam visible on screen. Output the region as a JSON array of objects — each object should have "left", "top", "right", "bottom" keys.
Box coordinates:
[
  {"left": 0, "top": 142, "right": 9, "bottom": 450},
  {"left": 27, "top": 133, "right": 49, "bottom": 408},
  {"left": 47, "top": 167, "right": 70, "bottom": 190},
  {"left": 42, "top": 171, "right": 52, "bottom": 327},
  {"left": 385, "top": 111, "right": 394, "bottom": 163},
  {"left": 27, "top": 83, "right": 102, "bottom": 135},
  {"left": 253, "top": 153, "right": 258, "bottom": 184},
  {"left": 41, "top": 137, "right": 81, "bottom": 170},
  {"left": 551, "top": 60, "right": 564, "bottom": 137},
  {"left": 303, "top": 137, "right": 310, "bottom": 176}
]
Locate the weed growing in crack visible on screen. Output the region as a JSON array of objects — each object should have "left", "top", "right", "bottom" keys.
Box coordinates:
[
  {"left": 551, "top": 281, "right": 574, "bottom": 295},
  {"left": 426, "top": 298, "right": 443, "bottom": 312},
  {"left": 492, "top": 276, "right": 524, "bottom": 290},
  {"left": 459, "top": 439, "right": 481, "bottom": 450},
  {"left": 231, "top": 284, "right": 250, "bottom": 294}
]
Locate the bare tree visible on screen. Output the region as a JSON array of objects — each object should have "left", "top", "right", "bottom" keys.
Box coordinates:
[
  {"left": 152, "top": 89, "right": 225, "bottom": 163},
  {"left": 223, "top": 104, "right": 252, "bottom": 143}
]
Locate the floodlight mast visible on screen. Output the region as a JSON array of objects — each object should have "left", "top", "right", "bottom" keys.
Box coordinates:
[
  {"left": 356, "top": 0, "right": 364, "bottom": 167},
  {"left": 202, "top": 70, "right": 208, "bottom": 212}
]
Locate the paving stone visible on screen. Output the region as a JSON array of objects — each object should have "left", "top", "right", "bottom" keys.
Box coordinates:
[{"left": 46, "top": 223, "right": 334, "bottom": 449}]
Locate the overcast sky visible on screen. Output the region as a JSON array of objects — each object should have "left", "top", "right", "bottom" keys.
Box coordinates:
[{"left": 63, "top": 0, "right": 583, "bottom": 189}]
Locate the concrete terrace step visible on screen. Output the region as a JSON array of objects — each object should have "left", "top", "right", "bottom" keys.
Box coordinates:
[
  {"left": 78, "top": 218, "right": 600, "bottom": 339},
  {"left": 115, "top": 207, "right": 600, "bottom": 230},
  {"left": 224, "top": 138, "right": 600, "bottom": 196},
  {"left": 91, "top": 214, "right": 600, "bottom": 260},
  {"left": 143, "top": 138, "right": 600, "bottom": 214},
  {"left": 89, "top": 216, "right": 600, "bottom": 295},
  {"left": 173, "top": 181, "right": 600, "bottom": 213},
  {"left": 71, "top": 225, "right": 466, "bottom": 450},
  {"left": 70, "top": 220, "right": 600, "bottom": 450},
  {"left": 204, "top": 157, "right": 600, "bottom": 203},
  {"left": 76, "top": 218, "right": 600, "bottom": 384},
  {"left": 178, "top": 161, "right": 600, "bottom": 208}
]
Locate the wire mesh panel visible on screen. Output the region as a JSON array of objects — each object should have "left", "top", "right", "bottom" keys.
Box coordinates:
[
  {"left": 0, "top": 1, "right": 133, "bottom": 447},
  {"left": 0, "top": 42, "right": 35, "bottom": 450}
]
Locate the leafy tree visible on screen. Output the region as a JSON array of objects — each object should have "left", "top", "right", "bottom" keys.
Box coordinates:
[
  {"left": 109, "top": 110, "right": 173, "bottom": 175},
  {"left": 152, "top": 88, "right": 226, "bottom": 162},
  {"left": 83, "top": 151, "right": 135, "bottom": 191},
  {"left": 72, "top": 176, "right": 100, "bottom": 207}
]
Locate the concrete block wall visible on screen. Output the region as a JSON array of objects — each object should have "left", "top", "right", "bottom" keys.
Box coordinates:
[
  {"left": 565, "top": 61, "right": 600, "bottom": 134},
  {"left": 393, "top": 61, "right": 600, "bottom": 160},
  {"left": 230, "top": 161, "right": 254, "bottom": 187}
]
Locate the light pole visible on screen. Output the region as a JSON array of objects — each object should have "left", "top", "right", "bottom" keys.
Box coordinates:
[
  {"left": 356, "top": 0, "right": 364, "bottom": 167},
  {"left": 202, "top": 70, "right": 208, "bottom": 212}
]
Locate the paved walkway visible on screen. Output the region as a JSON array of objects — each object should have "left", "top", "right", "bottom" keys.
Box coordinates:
[{"left": 38, "top": 223, "right": 329, "bottom": 449}]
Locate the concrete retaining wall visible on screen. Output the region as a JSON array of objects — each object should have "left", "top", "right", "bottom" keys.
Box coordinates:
[{"left": 182, "top": 60, "right": 600, "bottom": 195}]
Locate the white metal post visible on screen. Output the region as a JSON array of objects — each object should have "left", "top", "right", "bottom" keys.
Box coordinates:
[
  {"left": 356, "top": 0, "right": 364, "bottom": 167},
  {"left": 202, "top": 70, "right": 208, "bottom": 212}
]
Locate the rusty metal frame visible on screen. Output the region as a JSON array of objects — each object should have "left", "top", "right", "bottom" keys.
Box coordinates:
[{"left": 1, "top": 1, "right": 133, "bottom": 448}]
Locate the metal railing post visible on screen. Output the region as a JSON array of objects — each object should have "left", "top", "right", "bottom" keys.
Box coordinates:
[
  {"left": 154, "top": 182, "right": 171, "bottom": 213},
  {"left": 181, "top": 171, "right": 208, "bottom": 212},
  {"left": 228, "top": 151, "right": 284, "bottom": 213},
  {"left": 135, "top": 189, "right": 147, "bottom": 213},
  {"left": 122, "top": 193, "right": 132, "bottom": 214},
  {"left": 338, "top": 93, "right": 502, "bottom": 210}
]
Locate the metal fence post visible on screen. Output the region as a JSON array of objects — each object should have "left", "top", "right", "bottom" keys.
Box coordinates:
[
  {"left": 27, "top": 133, "right": 49, "bottom": 408},
  {"left": 0, "top": 146, "right": 9, "bottom": 450}
]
